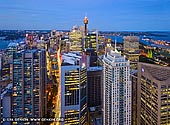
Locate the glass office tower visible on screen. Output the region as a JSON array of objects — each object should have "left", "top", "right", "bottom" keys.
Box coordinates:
[
  {"left": 60, "top": 52, "right": 87, "bottom": 125},
  {"left": 85, "top": 30, "right": 98, "bottom": 52},
  {"left": 12, "top": 49, "right": 47, "bottom": 125}
]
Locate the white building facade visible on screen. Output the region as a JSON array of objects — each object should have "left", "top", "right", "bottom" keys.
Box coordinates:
[
  {"left": 103, "top": 50, "right": 131, "bottom": 125},
  {"left": 60, "top": 52, "right": 87, "bottom": 125}
]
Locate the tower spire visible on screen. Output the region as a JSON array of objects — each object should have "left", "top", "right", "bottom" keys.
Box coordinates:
[
  {"left": 84, "top": 16, "right": 88, "bottom": 36},
  {"left": 115, "top": 35, "right": 117, "bottom": 51}
]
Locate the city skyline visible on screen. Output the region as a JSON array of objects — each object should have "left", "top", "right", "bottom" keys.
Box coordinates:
[
  {"left": 0, "top": 0, "right": 170, "bottom": 31},
  {"left": 1, "top": 22, "right": 170, "bottom": 124}
]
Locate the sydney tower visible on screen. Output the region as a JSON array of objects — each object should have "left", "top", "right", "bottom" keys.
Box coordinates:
[{"left": 84, "top": 16, "right": 88, "bottom": 36}]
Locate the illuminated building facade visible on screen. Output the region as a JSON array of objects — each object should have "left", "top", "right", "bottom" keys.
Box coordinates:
[
  {"left": 6, "top": 43, "right": 19, "bottom": 63},
  {"left": 123, "top": 36, "right": 140, "bottom": 69},
  {"left": 137, "top": 63, "right": 170, "bottom": 125},
  {"left": 12, "top": 49, "right": 47, "bottom": 125},
  {"left": 60, "top": 35, "right": 69, "bottom": 53},
  {"left": 7, "top": 43, "right": 19, "bottom": 57},
  {"left": 69, "top": 26, "right": 83, "bottom": 52},
  {"left": 123, "top": 36, "right": 139, "bottom": 52},
  {"left": 131, "top": 70, "right": 138, "bottom": 125},
  {"left": 60, "top": 52, "right": 87, "bottom": 125},
  {"left": 36, "top": 40, "right": 47, "bottom": 49},
  {"left": 0, "top": 53, "right": 11, "bottom": 89},
  {"left": 51, "top": 30, "right": 57, "bottom": 37},
  {"left": 85, "top": 31, "right": 99, "bottom": 52},
  {"left": 1, "top": 88, "right": 12, "bottom": 125},
  {"left": 103, "top": 50, "right": 131, "bottom": 125},
  {"left": 1, "top": 63, "right": 10, "bottom": 88},
  {"left": 0, "top": 53, "right": 2, "bottom": 70},
  {"left": 50, "top": 30, "right": 61, "bottom": 49},
  {"left": 65, "top": 40, "right": 70, "bottom": 53}
]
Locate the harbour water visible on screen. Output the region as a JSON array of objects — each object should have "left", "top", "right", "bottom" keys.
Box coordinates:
[
  {"left": 0, "top": 39, "right": 23, "bottom": 50},
  {"left": 0, "top": 40, "right": 11, "bottom": 50},
  {"left": 107, "top": 33, "right": 170, "bottom": 43}
]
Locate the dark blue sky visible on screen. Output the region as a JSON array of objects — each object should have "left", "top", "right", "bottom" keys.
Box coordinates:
[{"left": 0, "top": 0, "right": 170, "bottom": 31}]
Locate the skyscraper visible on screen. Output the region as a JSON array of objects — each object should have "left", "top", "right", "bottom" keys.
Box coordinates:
[
  {"left": 103, "top": 50, "right": 131, "bottom": 125},
  {"left": 1, "top": 85, "right": 12, "bottom": 125},
  {"left": 6, "top": 43, "right": 19, "bottom": 58},
  {"left": 137, "top": 62, "right": 170, "bottom": 125},
  {"left": 131, "top": 70, "right": 138, "bottom": 125},
  {"left": 60, "top": 52, "right": 87, "bottom": 125},
  {"left": 12, "top": 49, "right": 47, "bottom": 125},
  {"left": 87, "top": 66, "right": 102, "bottom": 107},
  {"left": 69, "top": 26, "right": 83, "bottom": 52},
  {"left": 0, "top": 53, "right": 2, "bottom": 70},
  {"left": 123, "top": 36, "right": 140, "bottom": 70},
  {"left": 51, "top": 30, "right": 57, "bottom": 37},
  {"left": 85, "top": 30, "right": 99, "bottom": 52},
  {"left": 0, "top": 52, "right": 11, "bottom": 92},
  {"left": 6, "top": 43, "right": 19, "bottom": 63},
  {"left": 85, "top": 48, "right": 98, "bottom": 67}
]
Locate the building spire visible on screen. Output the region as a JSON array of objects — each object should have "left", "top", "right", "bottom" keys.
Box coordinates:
[
  {"left": 84, "top": 15, "right": 88, "bottom": 36},
  {"left": 115, "top": 35, "right": 118, "bottom": 52}
]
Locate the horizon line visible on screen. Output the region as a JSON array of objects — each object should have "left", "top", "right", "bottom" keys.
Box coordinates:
[{"left": 0, "top": 29, "right": 170, "bottom": 32}]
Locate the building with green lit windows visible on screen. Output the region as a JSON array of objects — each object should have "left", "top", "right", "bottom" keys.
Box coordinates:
[
  {"left": 12, "top": 49, "right": 47, "bottom": 125},
  {"left": 60, "top": 52, "right": 87, "bottom": 125}
]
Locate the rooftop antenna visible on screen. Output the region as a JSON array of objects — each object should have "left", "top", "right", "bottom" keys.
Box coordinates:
[{"left": 115, "top": 35, "right": 117, "bottom": 51}]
